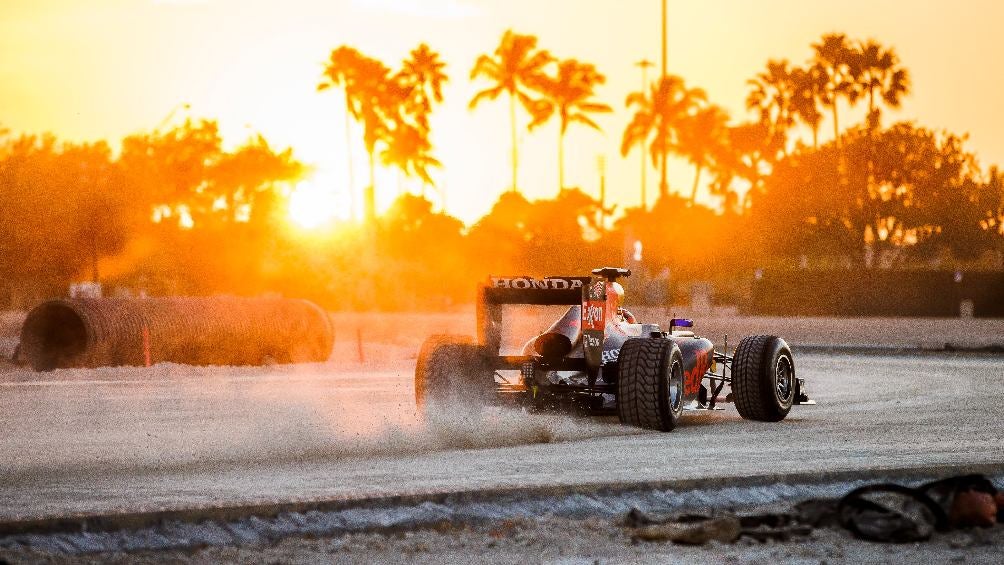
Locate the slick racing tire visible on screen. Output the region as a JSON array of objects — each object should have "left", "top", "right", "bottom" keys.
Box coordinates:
[
  {"left": 731, "top": 335, "right": 795, "bottom": 422},
  {"left": 617, "top": 338, "right": 685, "bottom": 432},
  {"left": 415, "top": 335, "right": 494, "bottom": 417}
]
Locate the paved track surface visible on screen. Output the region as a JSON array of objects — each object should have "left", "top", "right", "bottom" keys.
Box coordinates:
[{"left": 2, "top": 352, "right": 1003, "bottom": 521}]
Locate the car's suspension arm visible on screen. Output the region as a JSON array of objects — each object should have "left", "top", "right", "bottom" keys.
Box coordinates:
[{"left": 702, "top": 350, "right": 732, "bottom": 409}]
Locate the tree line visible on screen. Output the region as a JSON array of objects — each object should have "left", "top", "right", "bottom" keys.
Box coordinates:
[
  {"left": 0, "top": 121, "right": 301, "bottom": 306},
  {"left": 0, "top": 31, "right": 1001, "bottom": 309}
]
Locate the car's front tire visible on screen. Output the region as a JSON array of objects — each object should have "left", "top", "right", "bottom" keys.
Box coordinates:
[
  {"left": 730, "top": 335, "right": 795, "bottom": 422},
  {"left": 617, "top": 338, "right": 685, "bottom": 431}
]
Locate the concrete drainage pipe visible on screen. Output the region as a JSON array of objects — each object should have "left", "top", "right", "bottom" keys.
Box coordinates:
[{"left": 20, "top": 297, "right": 333, "bottom": 371}]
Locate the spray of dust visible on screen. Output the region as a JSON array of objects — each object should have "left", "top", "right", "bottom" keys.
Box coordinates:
[{"left": 2, "top": 361, "right": 645, "bottom": 485}]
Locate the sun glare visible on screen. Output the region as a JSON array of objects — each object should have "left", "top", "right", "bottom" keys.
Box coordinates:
[{"left": 288, "top": 177, "right": 342, "bottom": 229}]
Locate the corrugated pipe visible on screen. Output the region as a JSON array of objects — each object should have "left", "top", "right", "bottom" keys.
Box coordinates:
[{"left": 20, "top": 297, "right": 333, "bottom": 371}]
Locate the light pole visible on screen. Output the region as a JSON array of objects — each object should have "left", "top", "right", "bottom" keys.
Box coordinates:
[
  {"left": 596, "top": 155, "right": 606, "bottom": 227},
  {"left": 659, "top": 0, "right": 669, "bottom": 198},
  {"left": 661, "top": 0, "right": 667, "bottom": 77},
  {"left": 634, "top": 59, "right": 654, "bottom": 210},
  {"left": 156, "top": 102, "right": 190, "bottom": 131}
]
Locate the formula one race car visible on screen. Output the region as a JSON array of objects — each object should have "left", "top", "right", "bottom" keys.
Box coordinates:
[{"left": 415, "top": 267, "right": 813, "bottom": 431}]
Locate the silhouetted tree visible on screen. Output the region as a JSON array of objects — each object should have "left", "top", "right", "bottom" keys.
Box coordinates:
[
  {"left": 536, "top": 59, "right": 612, "bottom": 190},
  {"left": 852, "top": 39, "right": 911, "bottom": 245},
  {"left": 320, "top": 48, "right": 395, "bottom": 221},
  {"left": 811, "top": 33, "right": 862, "bottom": 146},
  {"left": 0, "top": 135, "right": 129, "bottom": 303},
  {"left": 789, "top": 65, "right": 826, "bottom": 148},
  {"left": 621, "top": 75, "right": 706, "bottom": 198},
  {"left": 678, "top": 104, "right": 731, "bottom": 204},
  {"left": 746, "top": 59, "right": 795, "bottom": 156},
  {"left": 855, "top": 39, "right": 911, "bottom": 131},
  {"left": 467, "top": 189, "right": 605, "bottom": 274},
  {"left": 398, "top": 43, "right": 449, "bottom": 133},
  {"left": 373, "top": 193, "right": 468, "bottom": 307},
  {"left": 381, "top": 122, "right": 441, "bottom": 187},
  {"left": 610, "top": 193, "right": 732, "bottom": 280},
  {"left": 752, "top": 123, "right": 995, "bottom": 264},
  {"left": 386, "top": 44, "right": 448, "bottom": 197},
  {"left": 319, "top": 46, "right": 368, "bottom": 220},
  {"left": 356, "top": 58, "right": 397, "bottom": 222},
  {"left": 980, "top": 167, "right": 1004, "bottom": 234},
  {"left": 974, "top": 167, "right": 1004, "bottom": 258},
  {"left": 207, "top": 135, "right": 302, "bottom": 224},
  {"left": 320, "top": 44, "right": 448, "bottom": 219},
  {"left": 469, "top": 30, "right": 554, "bottom": 193},
  {"left": 119, "top": 119, "right": 222, "bottom": 227}
]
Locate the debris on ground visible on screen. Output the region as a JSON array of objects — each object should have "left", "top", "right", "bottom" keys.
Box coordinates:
[
  {"left": 631, "top": 515, "right": 741, "bottom": 544},
  {"left": 625, "top": 473, "right": 1002, "bottom": 546}
]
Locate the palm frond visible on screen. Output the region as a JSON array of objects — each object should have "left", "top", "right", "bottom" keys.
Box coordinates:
[
  {"left": 569, "top": 113, "right": 601, "bottom": 131},
  {"left": 577, "top": 102, "right": 612, "bottom": 114},
  {"left": 469, "top": 85, "right": 505, "bottom": 109}
]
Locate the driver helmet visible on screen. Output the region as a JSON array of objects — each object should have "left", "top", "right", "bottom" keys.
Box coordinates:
[{"left": 610, "top": 281, "right": 625, "bottom": 307}]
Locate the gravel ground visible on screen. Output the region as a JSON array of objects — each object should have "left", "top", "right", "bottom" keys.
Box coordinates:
[
  {"left": 4, "top": 513, "right": 1003, "bottom": 564},
  {"left": 2, "top": 314, "right": 1002, "bottom": 563},
  {"left": 3, "top": 351, "right": 1003, "bottom": 521}
]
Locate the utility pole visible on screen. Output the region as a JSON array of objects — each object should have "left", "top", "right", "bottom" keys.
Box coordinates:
[
  {"left": 343, "top": 93, "right": 357, "bottom": 222},
  {"left": 658, "top": 0, "right": 669, "bottom": 198},
  {"left": 156, "top": 102, "right": 190, "bottom": 131},
  {"left": 635, "top": 59, "right": 654, "bottom": 210},
  {"left": 597, "top": 155, "right": 606, "bottom": 227},
  {"left": 661, "top": 0, "right": 667, "bottom": 77}
]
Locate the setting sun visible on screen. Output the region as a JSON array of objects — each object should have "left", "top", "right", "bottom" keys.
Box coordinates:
[{"left": 287, "top": 177, "right": 345, "bottom": 229}]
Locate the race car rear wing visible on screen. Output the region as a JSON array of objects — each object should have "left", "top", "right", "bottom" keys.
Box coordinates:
[
  {"left": 480, "top": 276, "right": 591, "bottom": 305},
  {"left": 478, "top": 269, "right": 633, "bottom": 379},
  {"left": 477, "top": 276, "right": 590, "bottom": 353}
]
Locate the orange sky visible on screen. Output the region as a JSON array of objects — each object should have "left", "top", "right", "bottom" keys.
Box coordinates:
[{"left": 2, "top": 0, "right": 1002, "bottom": 224}]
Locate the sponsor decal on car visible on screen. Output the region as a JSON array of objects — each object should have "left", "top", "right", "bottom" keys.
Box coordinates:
[
  {"left": 587, "top": 280, "right": 605, "bottom": 300},
  {"left": 580, "top": 277, "right": 607, "bottom": 369},
  {"left": 583, "top": 334, "right": 602, "bottom": 348},
  {"left": 490, "top": 277, "right": 584, "bottom": 290},
  {"left": 583, "top": 304, "right": 604, "bottom": 327},
  {"left": 582, "top": 278, "right": 607, "bottom": 333},
  {"left": 684, "top": 350, "right": 712, "bottom": 396}
]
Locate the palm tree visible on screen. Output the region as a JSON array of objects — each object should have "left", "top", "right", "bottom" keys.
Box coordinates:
[
  {"left": 469, "top": 30, "right": 554, "bottom": 193},
  {"left": 394, "top": 44, "right": 448, "bottom": 198},
  {"left": 789, "top": 64, "right": 826, "bottom": 148},
  {"left": 398, "top": 43, "right": 449, "bottom": 133},
  {"left": 677, "top": 104, "right": 730, "bottom": 204},
  {"left": 633, "top": 59, "right": 655, "bottom": 207},
  {"left": 621, "top": 75, "right": 706, "bottom": 199},
  {"left": 856, "top": 39, "right": 910, "bottom": 131},
  {"left": 854, "top": 39, "right": 910, "bottom": 239},
  {"left": 811, "top": 33, "right": 862, "bottom": 146},
  {"left": 746, "top": 59, "right": 795, "bottom": 149},
  {"left": 381, "top": 122, "right": 441, "bottom": 188},
  {"left": 716, "top": 120, "right": 776, "bottom": 209},
  {"left": 537, "top": 59, "right": 612, "bottom": 190},
  {"left": 349, "top": 55, "right": 395, "bottom": 221},
  {"left": 746, "top": 58, "right": 814, "bottom": 161},
  {"left": 319, "top": 46, "right": 367, "bottom": 220}
]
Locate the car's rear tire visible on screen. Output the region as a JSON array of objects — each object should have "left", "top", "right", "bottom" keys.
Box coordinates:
[
  {"left": 415, "top": 335, "right": 494, "bottom": 417},
  {"left": 731, "top": 335, "right": 795, "bottom": 422},
  {"left": 617, "top": 338, "right": 685, "bottom": 431}
]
